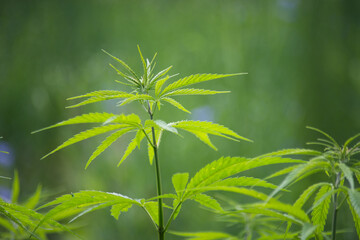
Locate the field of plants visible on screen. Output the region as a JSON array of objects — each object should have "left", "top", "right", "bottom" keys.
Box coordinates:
[{"left": 1, "top": 1, "right": 360, "bottom": 239}]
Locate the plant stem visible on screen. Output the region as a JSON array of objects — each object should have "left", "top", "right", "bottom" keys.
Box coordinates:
[
  {"left": 148, "top": 102, "right": 165, "bottom": 240},
  {"left": 331, "top": 172, "right": 341, "bottom": 240}
]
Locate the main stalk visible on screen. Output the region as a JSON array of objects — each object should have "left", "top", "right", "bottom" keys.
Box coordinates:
[
  {"left": 331, "top": 172, "right": 341, "bottom": 240},
  {"left": 148, "top": 106, "right": 165, "bottom": 240}
]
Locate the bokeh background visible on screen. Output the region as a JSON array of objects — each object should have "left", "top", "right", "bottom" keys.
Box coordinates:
[{"left": 1, "top": 0, "right": 359, "bottom": 239}]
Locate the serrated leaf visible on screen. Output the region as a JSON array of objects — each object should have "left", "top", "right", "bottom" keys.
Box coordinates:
[
  {"left": 42, "top": 124, "right": 129, "bottom": 159},
  {"left": 32, "top": 112, "right": 116, "bottom": 133},
  {"left": 190, "top": 194, "right": 223, "bottom": 211},
  {"left": 169, "top": 230, "right": 237, "bottom": 240},
  {"left": 143, "top": 201, "right": 159, "bottom": 225},
  {"left": 162, "top": 97, "right": 191, "bottom": 113},
  {"left": 311, "top": 185, "right": 332, "bottom": 233},
  {"left": 111, "top": 203, "right": 132, "bottom": 220},
  {"left": 300, "top": 223, "right": 317, "bottom": 240},
  {"left": 208, "top": 177, "right": 278, "bottom": 190},
  {"left": 118, "top": 130, "right": 145, "bottom": 167},
  {"left": 259, "top": 148, "right": 322, "bottom": 158},
  {"left": 148, "top": 141, "right": 154, "bottom": 165},
  {"left": 155, "top": 120, "right": 178, "bottom": 134},
  {"left": 86, "top": 127, "right": 134, "bottom": 169},
  {"left": 162, "top": 88, "right": 229, "bottom": 97},
  {"left": 171, "top": 120, "right": 251, "bottom": 142},
  {"left": 155, "top": 76, "right": 170, "bottom": 96},
  {"left": 339, "top": 163, "right": 354, "bottom": 189},
  {"left": 348, "top": 189, "right": 360, "bottom": 218},
  {"left": 184, "top": 129, "right": 217, "bottom": 150},
  {"left": 67, "top": 90, "right": 130, "bottom": 100},
  {"left": 34, "top": 191, "right": 141, "bottom": 235},
  {"left": 67, "top": 93, "right": 132, "bottom": 108},
  {"left": 11, "top": 170, "right": 19, "bottom": 204},
  {"left": 268, "top": 159, "right": 332, "bottom": 200},
  {"left": 265, "top": 165, "right": 300, "bottom": 180},
  {"left": 347, "top": 198, "right": 360, "bottom": 238},
  {"left": 161, "top": 73, "right": 245, "bottom": 96},
  {"left": 102, "top": 49, "right": 140, "bottom": 81},
  {"left": 186, "top": 156, "right": 304, "bottom": 198},
  {"left": 172, "top": 173, "right": 189, "bottom": 197},
  {"left": 24, "top": 184, "right": 42, "bottom": 210},
  {"left": 118, "top": 94, "right": 154, "bottom": 106},
  {"left": 294, "top": 183, "right": 329, "bottom": 208}
]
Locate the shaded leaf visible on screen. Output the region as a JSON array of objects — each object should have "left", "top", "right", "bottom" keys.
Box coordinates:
[{"left": 172, "top": 173, "right": 189, "bottom": 197}]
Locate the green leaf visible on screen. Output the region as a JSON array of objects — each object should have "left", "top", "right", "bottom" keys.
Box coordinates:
[
  {"left": 118, "top": 130, "right": 145, "bottom": 167},
  {"left": 300, "top": 223, "right": 317, "bottom": 240},
  {"left": 148, "top": 141, "right": 154, "bottom": 165},
  {"left": 172, "top": 173, "right": 189, "bottom": 197},
  {"left": 34, "top": 191, "right": 141, "bottom": 234},
  {"left": 32, "top": 112, "right": 117, "bottom": 133},
  {"left": 265, "top": 165, "right": 300, "bottom": 180},
  {"left": 208, "top": 176, "right": 278, "bottom": 190},
  {"left": 294, "top": 183, "right": 329, "bottom": 208},
  {"left": 11, "top": 170, "right": 19, "bottom": 204},
  {"left": 155, "top": 120, "right": 178, "bottom": 134},
  {"left": 347, "top": 198, "right": 360, "bottom": 238},
  {"left": 41, "top": 124, "right": 130, "bottom": 159},
  {"left": 67, "top": 90, "right": 130, "bottom": 100},
  {"left": 143, "top": 201, "right": 159, "bottom": 225},
  {"left": 67, "top": 93, "right": 132, "bottom": 108},
  {"left": 348, "top": 189, "right": 360, "bottom": 218},
  {"left": 306, "top": 126, "right": 340, "bottom": 148},
  {"left": 86, "top": 127, "right": 134, "bottom": 169},
  {"left": 259, "top": 148, "right": 322, "bottom": 158},
  {"left": 171, "top": 120, "right": 252, "bottom": 143},
  {"left": 102, "top": 49, "right": 140, "bottom": 81},
  {"left": 155, "top": 76, "right": 170, "bottom": 96},
  {"left": 118, "top": 94, "right": 154, "bottom": 106},
  {"left": 169, "top": 230, "right": 237, "bottom": 240},
  {"left": 268, "top": 159, "right": 332, "bottom": 200},
  {"left": 190, "top": 194, "right": 223, "bottom": 211},
  {"left": 161, "top": 73, "right": 246, "bottom": 96},
  {"left": 24, "top": 184, "right": 42, "bottom": 210},
  {"left": 339, "top": 163, "right": 355, "bottom": 189},
  {"left": 162, "top": 88, "right": 230, "bottom": 97},
  {"left": 186, "top": 156, "right": 304, "bottom": 198},
  {"left": 183, "top": 129, "right": 217, "bottom": 150},
  {"left": 162, "top": 97, "right": 191, "bottom": 113},
  {"left": 111, "top": 203, "right": 132, "bottom": 220},
  {"left": 311, "top": 185, "right": 332, "bottom": 234}
]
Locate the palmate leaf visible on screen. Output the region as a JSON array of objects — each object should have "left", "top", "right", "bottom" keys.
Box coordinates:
[
  {"left": 184, "top": 129, "right": 217, "bottom": 150},
  {"left": 300, "top": 223, "right": 317, "bottom": 240},
  {"left": 339, "top": 163, "right": 355, "bottom": 189},
  {"left": 259, "top": 148, "right": 322, "bottom": 158},
  {"left": 41, "top": 124, "right": 133, "bottom": 159},
  {"left": 155, "top": 76, "right": 170, "bottom": 96},
  {"left": 169, "top": 230, "right": 238, "bottom": 240},
  {"left": 85, "top": 127, "right": 134, "bottom": 169},
  {"left": 348, "top": 189, "right": 360, "bottom": 218},
  {"left": 311, "top": 185, "right": 332, "bottom": 234},
  {"left": 294, "top": 183, "right": 330, "bottom": 208},
  {"left": 34, "top": 191, "right": 142, "bottom": 234},
  {"left": 162, "top": 88, "right": 230, "bottom": 97},
  {"left": 171, "top": 120, "right": 252, "bottom": 143},
  {"left": 185, "top": 156, "right": 305, "bottom": 198},
  {"left": 160, "top": 73, "right": 246, "bottom": 96},
  {"left": 24, "top": 184, "right": 42, "bottom": 210},
  {"left": 110, "top": 202, "right": 132, "bottom": 220}
]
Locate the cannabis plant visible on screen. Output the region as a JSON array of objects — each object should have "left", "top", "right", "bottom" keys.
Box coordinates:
[
  {"left": 0, "top": 170, "right": 72, "bottom": 240},
  {"left": 262, "top": 127, "right": 360, "bottom": 239},
  {"left": 33, "top": 47, "right": 304, "bottom": 239}
]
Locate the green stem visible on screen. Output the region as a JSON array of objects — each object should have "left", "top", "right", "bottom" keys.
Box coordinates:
[
  {"left": 147, "top": 101, "right": 164, "bottom": 240},
  {"left": 332, "top": 172, "right": 341, "bottom": 240},
  {"left": 164, "top": 200, "right": 182, "bottom": 232}
]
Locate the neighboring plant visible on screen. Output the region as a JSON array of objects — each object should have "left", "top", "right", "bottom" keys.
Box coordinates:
[
  {"left": 259, "top": 127, "right": 360, "bottom": 240},
  {"left": 0, "top": 170, "right": 72, "bottom": 240},
  {"left": 32, "top": 47, "right": 303, "bottom": 239}
]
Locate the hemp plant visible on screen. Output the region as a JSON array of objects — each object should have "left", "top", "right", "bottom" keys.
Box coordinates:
[
  {"left": 263, "top": 127, "right": 360, "bottom": 239},
  {"left": 32, "top": 47, "right": 304, "bottom": 240}
]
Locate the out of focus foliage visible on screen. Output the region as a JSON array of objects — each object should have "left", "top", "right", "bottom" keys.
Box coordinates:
[{"left": 1, "top": 0, "right": 359, "bottom": 239}]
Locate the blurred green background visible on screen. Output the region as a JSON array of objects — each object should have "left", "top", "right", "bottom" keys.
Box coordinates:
[{"left": 1, "top": 0, "right": 359, "bottom": 239}]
